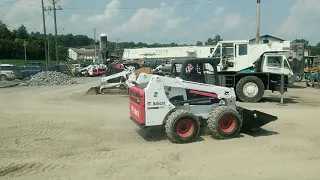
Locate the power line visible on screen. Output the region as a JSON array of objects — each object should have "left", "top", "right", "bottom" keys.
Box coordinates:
[{"left": 2, "top": 0, "right": 213, "bottom": 10}]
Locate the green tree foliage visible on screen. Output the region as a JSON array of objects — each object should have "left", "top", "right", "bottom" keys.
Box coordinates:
[
  {"left": 16, "top": 25, "right": 28, "bottom": 39},
  {"left": 196, "top": 41, "right": 203, "bottom": 46},
  {"left": 205, "top": 35, "right": 223, "bottom": 45}
]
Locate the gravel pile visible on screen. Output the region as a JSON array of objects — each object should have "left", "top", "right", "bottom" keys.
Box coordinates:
[{"left": 20, "top": 71, "right": 77, "bottom": 86}]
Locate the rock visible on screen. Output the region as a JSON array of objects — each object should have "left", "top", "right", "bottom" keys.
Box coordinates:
[{"left": 19, "top": 71, "right": 77, "bottom": 87}]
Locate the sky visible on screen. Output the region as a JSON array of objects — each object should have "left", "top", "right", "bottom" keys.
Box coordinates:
[{"left": 0, "top": 0, "right": 319, "bottom": 45}]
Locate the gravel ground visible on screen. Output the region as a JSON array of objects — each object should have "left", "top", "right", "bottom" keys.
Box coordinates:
[{"left": 0, "top": 81, "right": 319, "bottom": 180}]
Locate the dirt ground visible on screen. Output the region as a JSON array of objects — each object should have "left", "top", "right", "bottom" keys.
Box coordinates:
[{"left": 0, "top": 79, "right": 320, "bottom": 180}]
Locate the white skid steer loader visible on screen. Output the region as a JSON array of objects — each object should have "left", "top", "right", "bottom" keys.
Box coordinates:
[
  {"left": 129, "top": 58, "right": 278, "bottom": 143},
  {"left": 86, "top": 65, "right": 137, "bottom": 95}
]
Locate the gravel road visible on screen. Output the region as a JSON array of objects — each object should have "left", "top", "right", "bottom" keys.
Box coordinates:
[{"left": 0, "top": 81, "right": 320, "bottom": 180}]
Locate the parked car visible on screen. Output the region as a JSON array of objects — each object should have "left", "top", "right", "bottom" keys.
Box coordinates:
[
  {"left": 20, "top": 65, "right": 41, "bottom": 78},
  {"left": 0, "top": 64, "right": 23, "bottom": 81}
]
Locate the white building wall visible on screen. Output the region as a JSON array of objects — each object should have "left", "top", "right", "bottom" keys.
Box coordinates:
[{"left": 68, "top": 48, "right": 78, "bottom": 60}]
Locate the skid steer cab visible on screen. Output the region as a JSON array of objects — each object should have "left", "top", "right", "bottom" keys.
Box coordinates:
[{"left": 129, "top": 58, "right": 278, "bottom": 144}]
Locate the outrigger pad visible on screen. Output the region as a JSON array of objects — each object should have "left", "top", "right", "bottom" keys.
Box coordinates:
[{"left": 237, "top": 106, "right": 278, "bottom": 131}]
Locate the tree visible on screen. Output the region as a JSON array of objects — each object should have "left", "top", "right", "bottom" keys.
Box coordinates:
[
  {"left": 205, "top": 38, "right": 214, "bottom": 45},
  {"left": 196, "top": 41, "right": 203, "bottom": 46},
  {"left": 16, "top": 24, "right": 28, "bottom": 39},
  {"left": 213, "top": 35, "right": 223, "bottom": 45},
  {"left": 0, "top": 25, "right": 12, "bottom": 39},
  {"left": 204, "top": 35, "right": 223, "bottom": 45}
]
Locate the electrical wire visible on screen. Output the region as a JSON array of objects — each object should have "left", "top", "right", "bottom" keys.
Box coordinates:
[{"left": 2, "top": 0, "right": 213, "bottom": 10}]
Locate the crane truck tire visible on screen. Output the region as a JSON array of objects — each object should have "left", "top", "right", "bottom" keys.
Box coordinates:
[
  {"left": 164, "top": 109, "right": 200, "bottom": 144},
  {"left": 235, "top": 76, "right": 265, "bottom": 103},
  {"left": 207, "top": 106, "right": 242, "bottom": 139}
]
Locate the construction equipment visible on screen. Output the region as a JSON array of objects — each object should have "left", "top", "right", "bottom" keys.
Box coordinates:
[
  {"left": 129, "top": 58, "right": 278, "bottom": 144},
  {"left": 77, "top": 64, "right": 106, "bottom": 77},
  {"left": 138, "top": 52, "right": 292, "bottom": 103},
  {"left": 85, "top": 64, "right": 138, "bottom": 95},
  {"left": 122, "top": 45, "right": 215, "bottom": 61},
  {"left": 304, "top": 56, "right": 320, "bottom": 88},
  {"left": 85, "top": 59, "right": 173, "bottom": 95},
  {"left": 205, "top": 40, "right": 296, "bottom": 102}
]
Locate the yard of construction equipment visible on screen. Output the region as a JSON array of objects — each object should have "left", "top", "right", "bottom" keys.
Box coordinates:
[{"left": 1, "top": 78, "right": 320, "bottom": 180}]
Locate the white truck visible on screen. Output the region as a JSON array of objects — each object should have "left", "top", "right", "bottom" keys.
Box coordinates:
[{"left": 207, "top": 40, "right": 296, "bottom": 102}]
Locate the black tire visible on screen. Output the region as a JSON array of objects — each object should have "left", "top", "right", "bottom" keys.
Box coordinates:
[
  {"left": 164, "top": 109, "right": 200, "bottom": 144},
  {"left": 0, "top": 75, "right": 8, "bottom": 81},
  {"left": 236, "top": 76, "right": 265, "bottom": 103},
  {"left": 207, "top": 106, "right": 242, "bottom": 139}
]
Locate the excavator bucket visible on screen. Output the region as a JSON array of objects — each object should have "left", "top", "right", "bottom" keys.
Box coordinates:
[
  {"left": 237, "top": 106, "right": 278, "bottom": 131},
  {"left": 85, "top": 86, "right": 101, "bottom": 95}
]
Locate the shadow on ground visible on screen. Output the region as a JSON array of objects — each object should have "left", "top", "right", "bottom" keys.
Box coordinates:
[
  {"left": 259, "top": 96, "right": 299, "bottom": 104},
  {"left": 242, "top": 128, "right": 279, "bottom": 137},
  {"left": 136, "top": 129, "right": 205, "bottom": 142},
  {"left": 136, "top": 127, "right": 277, "bottom": 143},
  {"left": 289, "top": 84, "right": 306, "bottom": 89}
]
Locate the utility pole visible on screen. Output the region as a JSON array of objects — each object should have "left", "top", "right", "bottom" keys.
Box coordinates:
[
  {"left": 94, "top": 28, "right": 96, "bottom": 63},
  {"left": 255, "top": 0, "right": 261, "bottom": 44},
  {"left": 115, "top": 38, "right": 119, "bottom": 55},
  {"left": 47, "top": 0, "right": 62, "bottom": 65},
  {"left": 48, "top": 39, "right": 50, "bottom": 63},
  {"left": 41, "top": 0, "right": 48, "bottom": 69},
  {"left": 23, "top": 40, "right": 27, "bottom": 61}
]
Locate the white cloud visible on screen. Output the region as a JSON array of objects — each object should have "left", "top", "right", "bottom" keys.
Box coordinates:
[
  {"left": 3, "top": 0, "right": 68, "bottom": 32},
  {"left": 210, "top": 13, "right": 246, "bottom": 29},
  {"left": 69, "top": 14, "right": 80, "bottom": 22},
  {"left": 277, "top": 0, "right": 320, "bottom": 39},
  {"left": 165, "top": 18, "right": 181, "bottom": 30},
  {"left": 113, "top": 2, "right": 175, "bottom": 33},
  {"left": 214, "top": 7, "right": 224, "bottom": 14},
  {"left": 86, "top": 0, "right": 120, "bottom": 22}
]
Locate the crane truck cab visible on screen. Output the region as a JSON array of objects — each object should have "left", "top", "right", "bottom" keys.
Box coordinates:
[{"left": 255, "top": 52, "right": 293, "bottom": 76}]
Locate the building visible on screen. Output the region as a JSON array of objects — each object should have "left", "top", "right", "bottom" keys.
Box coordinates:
[
  {"left": 249, "top": 34, "right": 285, "bottom": 45},
  {"left": 68, "top": 48, "right": 98, "bottom": 61}
]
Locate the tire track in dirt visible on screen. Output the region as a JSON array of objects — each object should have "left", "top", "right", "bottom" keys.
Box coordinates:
[{"left": 0, "top": 162, "right": 70, "bottom": 178}]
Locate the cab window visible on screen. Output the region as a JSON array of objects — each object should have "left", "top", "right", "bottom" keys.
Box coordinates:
[
  {"left": 212, "top": 45, "right": 221, "bottom": 58},
  {"left": 267, "top": 56, "right": 282, "bottom": 67}
]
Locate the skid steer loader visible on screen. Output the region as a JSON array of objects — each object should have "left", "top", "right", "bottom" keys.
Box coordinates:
[
  {"left": 129, "top": 58, "right": 278, "bottom": 144},
  {"left": 85, "top": 63, "right": 138, "bottom": 95}
]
